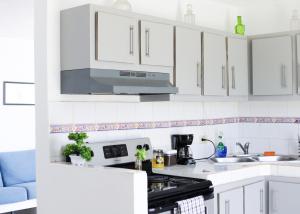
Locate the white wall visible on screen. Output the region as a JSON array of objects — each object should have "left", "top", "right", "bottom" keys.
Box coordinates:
[
  {"left": 0, "top": 0, "right": 35, "bottom": 152},
  {"left": 239, "top": 0, "right": 300, "bottom": 35}
]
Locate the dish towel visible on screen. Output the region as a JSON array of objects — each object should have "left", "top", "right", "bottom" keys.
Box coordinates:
[{"left": 176, "top": 195, "right": 206, "bottom": 214}]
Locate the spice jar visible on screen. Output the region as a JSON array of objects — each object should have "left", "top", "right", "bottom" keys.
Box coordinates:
[
  {"left": 164, "top": 150, "right": 177, "bottom": 167},
  {"left": 152, "top": 149, "right": 164, "bottom": 169}
]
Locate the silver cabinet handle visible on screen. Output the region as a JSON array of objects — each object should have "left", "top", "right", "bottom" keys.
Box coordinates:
[
  {"left": 281, "top": 64, "right": 287, "bottom": 88},
  {"left": 260, "top": 189, "right": 264, "bottom": 213},
  {"left": 298, "top": 64, "right": 300, "bottom": 91},
  {"left": 231, "top": 66, "right": 236, "bottom": 89},
  {"left": 145, "top": 28, "right": 150, "bottom": 57},
  {"left": 271, "top": 190, "right": 277, "bottom": 213},
  {"left": 222, "top": 65, "right": 226, "bottom": 89},
  {"left": 129, "top": 25, "right": 134, "bottom": 55},
  {"left": 197, "top": 62, "right": 201, "bottom": 88},
  {"left": 225, "top": 200, "right": 230, "bottom": 214}
]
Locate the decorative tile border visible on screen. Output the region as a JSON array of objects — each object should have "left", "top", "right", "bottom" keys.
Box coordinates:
[{"left": 50, "top": 117, "right": 300, "bottom": 134}]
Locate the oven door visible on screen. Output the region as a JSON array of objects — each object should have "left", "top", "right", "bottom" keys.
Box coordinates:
[{"left": 148, "top": 197, "right": 214, "bottom": 214}]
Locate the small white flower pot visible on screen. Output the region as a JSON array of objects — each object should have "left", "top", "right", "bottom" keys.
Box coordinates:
[{"left": 69, "top": 155, "right": 86, "bottom": 167}]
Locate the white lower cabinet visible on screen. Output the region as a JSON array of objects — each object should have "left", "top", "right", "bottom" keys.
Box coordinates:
[
  {"left": 245, "top": 181, "right": 266, "bottom": 214},
  {"left": 219, "top": 187, "right": 243, "bottom": 214},
  {"left": 269, "top": 181, "right": 300, "bottom": 214}
]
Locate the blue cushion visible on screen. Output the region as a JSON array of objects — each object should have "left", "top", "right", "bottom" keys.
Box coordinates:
[
  {"left": 0, "top": 171, "right": 3, "bottom": 187},
  {"left": 0, "top": 187, "right": 27, "bottom": 204},
  {"left": 0, "top": 150, "right": 36, "bottom": 186},
  {"left": 13, "top": 182, "right": 36, "bottom": 199}
]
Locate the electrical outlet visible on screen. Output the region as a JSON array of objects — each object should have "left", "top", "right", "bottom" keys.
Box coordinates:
[{"left": 200, "top": 135, "right": 208, "bottom": 143}]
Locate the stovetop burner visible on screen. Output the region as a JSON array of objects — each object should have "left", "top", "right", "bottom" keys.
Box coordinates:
[{"left": 148, "top": 175, "right": 170, "bottom": 183}]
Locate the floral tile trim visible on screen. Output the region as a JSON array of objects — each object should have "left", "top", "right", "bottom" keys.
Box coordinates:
[{"left": 50, "top": 117, "right": 300, "bottom": 134}]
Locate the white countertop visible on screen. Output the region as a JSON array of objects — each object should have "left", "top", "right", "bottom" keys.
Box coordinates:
[{"left": 153, "top": 160, "right": 300, "bottom": 186}]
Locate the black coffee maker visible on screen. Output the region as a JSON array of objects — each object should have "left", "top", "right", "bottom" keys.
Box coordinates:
[{"left": 171, "top": 134, "right": 196, "bottom": 165}]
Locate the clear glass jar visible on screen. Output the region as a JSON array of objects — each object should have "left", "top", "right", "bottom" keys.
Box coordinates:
[
  {"left": 152, "top": 149, "right": 164, "bottom": 168},
  {"left": 290, "top": 10, "right": 300, "bottom": 31},
  {"left": 113, "top": 0, "right": 132, "bottom": 12},
  {"left": 184, "top": 4, "right": 196, "bottom": 25},
  {"left": 135, "top": 159, "right": 142, "bottom": 170}
]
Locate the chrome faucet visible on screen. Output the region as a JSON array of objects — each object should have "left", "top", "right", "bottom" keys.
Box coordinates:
[{"left": 236, "top": 142, "right": 250, "bottom": 155}]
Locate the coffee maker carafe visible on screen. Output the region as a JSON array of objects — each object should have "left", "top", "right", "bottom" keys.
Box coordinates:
[{"left": 171, "top": 134, "right": 196, "bottom": 165}]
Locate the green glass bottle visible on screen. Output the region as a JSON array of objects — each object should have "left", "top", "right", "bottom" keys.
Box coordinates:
[{"left": 235, "top": 16, "right": 245, "bottom": 35}]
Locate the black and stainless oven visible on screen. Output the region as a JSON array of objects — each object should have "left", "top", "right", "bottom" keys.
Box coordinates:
[
  {"left": 148, "top": 174, "right": 214, "bottom": 214},
  {"left": 88, "top": 138, "right": 214, "bottom": 214}
]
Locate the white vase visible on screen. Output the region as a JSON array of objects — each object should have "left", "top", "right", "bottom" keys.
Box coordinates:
[
  {"left": 113, "top": 0, "right": 132, "bottom": 12},
  {"left": 69, "top": 155, "right": 86, "bottom": 167}
]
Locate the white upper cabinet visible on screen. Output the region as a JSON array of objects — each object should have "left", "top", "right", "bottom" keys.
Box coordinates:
[
  {"left": 175, "top": 27, "right": 202, "bottom": 95},
  {"left": 228, "top": 37, "right": 248, "bottom": 96},
  {"left": 203, "top": 32, "right": 227, "bottom": 96},
  {"left": 252, "top": 36, "right": 293, "bottom": 96},
  {"left": 96, "top": 12, "right": 139, "bottom": 64},
  {"left": 140, "top": 21, "right": 173, "bottom": 67}
]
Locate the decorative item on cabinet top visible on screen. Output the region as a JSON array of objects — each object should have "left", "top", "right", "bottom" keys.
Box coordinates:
[
  {"left": 112, "top": 0, "right": 132, "bottom": 11},
  {"left": 235, "top": 16, "right": 245, "bottom": 36},
  {"left": 290, "top": 10, "right": 300, "bottom": 31},
  {"left": 184, "top": 4, "right": 196, "bottom": 25}
]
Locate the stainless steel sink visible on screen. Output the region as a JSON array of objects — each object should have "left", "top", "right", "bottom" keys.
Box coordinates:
[
  {"left": 253, "top": 155, "right": 298, "bottom": 162},
  {"left": 211, "top": 155, "right": 298, "bottom": 164},
  {"left": 211, "top": 157, "right": 256, "bottom": 163}
]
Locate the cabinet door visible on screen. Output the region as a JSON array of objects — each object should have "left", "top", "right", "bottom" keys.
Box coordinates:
[
  {"left": 269, "top": 181, "right": 300, "bottom": 214},
  {"left": 252, "top": 36, "right": 293, "bottom": 95},
  {"left": 96, "top": 12, "right": 138, "bottom": 64},
  {"left": 297, "top": 34, "right": 300, "bottom": 94},
  {"left": 175, "top": 27, "right": 202, "bottom": 95},
  {"left": 245, "top": 181, "right": 266, "bottom": 214},
  {"left": 228, "top": 37, "right": 248, "bottom": 96},
  {"left": 203, "top": 32, "right": 227, "bottom": 96},
  {"left": 140, "top": 21, "right": 173, "bottom": 67},
  {"left": 219, "top": 187, "right": 243, "bottom": 214}
]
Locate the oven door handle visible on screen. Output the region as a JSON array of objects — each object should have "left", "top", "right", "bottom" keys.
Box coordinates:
[{"left": 148, "top": 203, "right": 178, "bottom": 214}]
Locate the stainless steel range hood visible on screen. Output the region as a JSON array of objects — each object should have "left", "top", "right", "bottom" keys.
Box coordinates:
[{"left": 61, "top": 69, "right": 178, "bottom": 95}]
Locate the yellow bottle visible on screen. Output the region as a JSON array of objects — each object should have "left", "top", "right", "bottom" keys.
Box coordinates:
[{"left": 152, "top": 149, "right": 164, "bottom": 169}]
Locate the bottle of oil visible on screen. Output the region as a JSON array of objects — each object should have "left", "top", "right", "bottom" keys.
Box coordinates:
[{"left": 152, "top": 149, "right": 164, "bottom": 168}]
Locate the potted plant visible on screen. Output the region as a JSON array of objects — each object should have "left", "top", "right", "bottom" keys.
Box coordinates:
[{"left": 63, "top": 132, "right": 93, "bottom": 166}]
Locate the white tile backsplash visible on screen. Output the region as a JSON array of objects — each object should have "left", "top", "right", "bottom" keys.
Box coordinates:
[
  {"left": 49, "top": 102, "right": 73, "bottom": 124},
  {"left": 49, "top": 100, "right": 300, "bottom": 159},
  {"left": 135, "top": 103, "right": 153, "bottom": 122},
  {"left": 116, "top": 103, "right": 137, "bottom": 122},
  {"left": 152, "top": 102, "right": 170, "bottom": 121},
  {"left": 73, "top": 102, "right": 96, "bottom": 124},
  {"left": 95, "top": 103, "right": 118, "bottom": 123}
]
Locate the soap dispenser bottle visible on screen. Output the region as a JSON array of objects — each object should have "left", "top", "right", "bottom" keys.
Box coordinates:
[{"left": 216, "top": 135, "right": 227, "bottom": 158}]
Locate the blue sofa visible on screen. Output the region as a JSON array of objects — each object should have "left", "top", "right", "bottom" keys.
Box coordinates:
[{"left": 0, "top": 150, "right": 36, "bottom": 212}]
